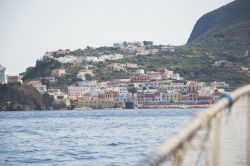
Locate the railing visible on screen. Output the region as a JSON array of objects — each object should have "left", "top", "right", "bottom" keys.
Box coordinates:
[{"left": 141, "top": 85, "right": 250, "bottom": 166}]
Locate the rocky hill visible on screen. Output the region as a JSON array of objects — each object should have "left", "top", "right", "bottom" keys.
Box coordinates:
[
  {"left": 188, "top": 0, "right": 250, "bottom": 53},
  {"left": 0, "top": 84, "right": 47, "bottom": 111}
]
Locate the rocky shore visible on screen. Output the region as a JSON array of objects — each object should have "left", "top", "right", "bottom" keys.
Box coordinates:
[
  {"left": 0, "top": 102, "right": 32, "bottom": 111},
  {"left": 0, "top": 84, "right": 48, "bottom": 111}
]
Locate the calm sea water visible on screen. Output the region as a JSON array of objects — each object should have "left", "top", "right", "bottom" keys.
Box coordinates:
[{"left": 0, "top": 109, "right": 201, "bottom": 166}]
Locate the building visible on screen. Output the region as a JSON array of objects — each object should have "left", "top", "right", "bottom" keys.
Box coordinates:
[
  {"left": 146, "top": 71, "right": 162, "bottom": 80},
  {"left": 55, "top": 55, "right": 76, "bottom": 64},
  {"left": 77, "top": 98, "right": 124, "bottom": 109},
  {"left": 213, "top": 60, "right": 225, "bottom": 67},
  {"left": 126, "top": 63, "right": 138, "bottom": 68},
  {"left": 187, "top": 81, "right": 203, "bottom": 93},
  {"left": 113, "top": 43, "right": 124, "bottom": 49},
  {"left": 34, "top": 84, "right": 47, "bottom": 94},
  {"left": 77, "top": 69, "right": 94, "bottom": 80},
  {"left": 241, "top": 67, "right": 249, "bottom": 71},
  {"left": 55, "top": 49, "right": 70, "bottom": 56},
  {"left": 136, "top": 69, "right": 145, "bottom": 74},
  {"left": 44, "top": 77, "right": 56, "bottom": 83},
  {"left": 51, "top": 69, "right": 66, "bottom": 77},
  {"left": 105, "top": 90, "right": 119, "bottom": 99},
  {"left": 68, "top": 86, "right": 85, "bottom": 97},
  {"left": 131, "top": 74, "right": 150, "bottom": 82},
  {"left": 28, "top": 80, "right": 47, "bottom": 94},
  {"left": 171, "top": 73, "right": 183, "bottom": 80},
  {"left": 164, "top": 91, "right": 180, "bottom": 103},
  {"left": 0, "top": 65, "right": 7, "bottom": 84},
  {"left": 85, "top": 56, "right": 98, "bottom": 62},
  {"left": 149, "top": 49, "right": 159, "bottom": 55},
  {"left": 128, "top": 41, "right": 143, "bottom": 47},
  {"left": 110, "top": 54, "right": 124, "bottom": 60},
  {"left": 189, "top": 93, "right": 198, "bottom": 102},
  {"left": 136, "top": 47, "right": 145, "bottom": 53},
  {"left": 143, "top": 41, "right": 153, "bottom": 46},
  {"left": 212, "top": 81, "right": 229, "bottom": 89},
  {"left": 78, "top": 81, "right": 97, "bottom": 88},
  {"left": 47, "top": 88, "right": 61, "bottom": 99},
  {"left": 160, "top": 69, "right": 174, "bottom": 80},
  {"left": 161, "top": 46, "right": 175, "bottom": 53},
  {"left": 7, "top": 76, "right": 22, "bottom": 84},
  {"left": 106, "top": 63, "right": 126, "bottom": 72}
]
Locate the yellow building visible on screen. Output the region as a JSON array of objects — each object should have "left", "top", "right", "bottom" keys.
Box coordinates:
[
  {"left": 187, "top": 81, "right": 203, "bottom": 93},
  {"left": 136, "top": 47, "right": 145, "bottom": 53},
  {"left": 76, "top": 98, "right": 124, "bottom": 109},
  {"left": 163, "top": 91, "right": 180, "bottom": 103}
]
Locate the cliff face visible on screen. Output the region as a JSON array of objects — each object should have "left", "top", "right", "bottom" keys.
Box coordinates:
[
  {"left": 188, "top": 0, "right": 250, "bottom": 48},
  {"left": 0, "top": 84, "right": 46, "bottom": 111}
]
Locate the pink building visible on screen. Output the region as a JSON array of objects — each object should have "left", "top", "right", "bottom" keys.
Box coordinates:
[{"left": 7, "top": 76, "right": 22, "bottom": 84}]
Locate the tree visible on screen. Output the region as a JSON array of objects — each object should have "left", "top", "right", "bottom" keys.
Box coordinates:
[
  {"left": 128, "top": 87, "right": 137, "bottom": 98},
  {"left": 85, "top": 74, "right": 93, "bottom": 81}
]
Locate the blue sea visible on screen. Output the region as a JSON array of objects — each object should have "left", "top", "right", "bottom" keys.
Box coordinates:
[{"left": 0, "top": 109, "right": 200, "bottom": 166}]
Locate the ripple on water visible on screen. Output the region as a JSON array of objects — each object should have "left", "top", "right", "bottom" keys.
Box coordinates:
[{"left": 0, "top": 109, "right": 198, "bottom": 166}]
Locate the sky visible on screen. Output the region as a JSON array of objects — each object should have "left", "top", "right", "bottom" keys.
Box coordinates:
[{"left": 0, "top": 0, "right": 234, "bottom": 75}]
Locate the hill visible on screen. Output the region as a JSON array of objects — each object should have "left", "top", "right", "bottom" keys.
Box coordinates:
[
  {"left": 21, "top": 0, "right": 250, "bottom": 88},
  {"left": 188, "top": 0, "right": 250, "bottom": 53},
  {"left": 0, "top": 84, "right": 47, "bottom": 111}
]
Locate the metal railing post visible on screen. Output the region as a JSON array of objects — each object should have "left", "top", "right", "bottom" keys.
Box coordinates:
[
  {"left": 247, "top": 95, "right": 250, "bottom": 166},
  {"left": 211, "top": 112, "right": 222, "bottom": 166}
]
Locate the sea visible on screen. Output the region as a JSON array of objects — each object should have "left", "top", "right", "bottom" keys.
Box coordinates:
[{"left": 0, "top": 109, "right": 201, "bottom": 166}]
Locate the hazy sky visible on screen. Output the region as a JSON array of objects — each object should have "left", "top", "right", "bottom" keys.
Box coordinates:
[{"left": 0, "top": 0, "right": 234, "bottom": 75}]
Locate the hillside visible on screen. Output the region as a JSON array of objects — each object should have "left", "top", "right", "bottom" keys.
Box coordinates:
[
  {"left": 0, "top": 84, "right": 47, "bottom": 111},
  {"left": 188, "top": 0, "right": 250, "bottom": 54},
  {"left": 21, "top": 0, "right": 250, "bottom": 88}
]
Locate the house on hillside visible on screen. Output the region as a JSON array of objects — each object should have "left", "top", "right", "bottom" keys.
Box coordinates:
[
  {"left": 77, "top": 69, "right": 94, "bottom": 80},
  {"left": 106, "top": 63, "right": 126, "bottom": 72},
  {"left": 51, "top": 69, "right": 66, "bottom": 77}
]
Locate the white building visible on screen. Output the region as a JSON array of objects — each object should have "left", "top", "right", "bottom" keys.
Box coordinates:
[
  {"left": 113, "top": 43, "right": 124, "bottom": 48},
  {"left": 78, "top": 81, "right": 97, "bottom": 88},
  {"left": 212, "top": 81, "right": 229, "bottom": 89},
  {"left": 241, "top": 67, "right": 249, "bottom": 71},
  {"left": 28, "top": 80, "right": 47, "bottom": 94},
  {"left": 84, "top": 56, "right": 98, "bottom": 62},
  {"left": 68, "top": 86, "right": 85, "bottom": 97},
  {"left": 99, "top": 55, "right": 112, "bottom": 61},
  {"left": 110, "top": 54, "right": 124, "bottom": 60},
  {"left": 161, "top": 46, "right": 175, "bottom": 52},
  {"left": 77, "top": 69, "right": 94, "bottom": 80},
  {"left": 35, "top": 84, "right": 47, "bottom": 94},
  {"left": 55, "top": 55, "right": 76, "bottom": 64},
  {"left": 171, "top": 73, "right": 183, "bottom": 80},
  {"left": 213, "top": 61, "right": 225, "bottom": 67},
  {"left": 136, "top": 69, "right": 145, "bottom": 74},
  {"left": 126, "top": 63, "right": 138, "bottom": 68},
  {"left": 0, "top": 65, "right": 7, "bottom": 84}
]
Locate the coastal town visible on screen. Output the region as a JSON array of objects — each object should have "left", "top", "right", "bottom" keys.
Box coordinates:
[{"left": 0, "top": 41, "right": 232, "bottom": 110}]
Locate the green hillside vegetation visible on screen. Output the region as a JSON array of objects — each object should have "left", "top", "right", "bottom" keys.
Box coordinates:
[{"left": 187, "top": 0, "right": 250, "bottom": 58}]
